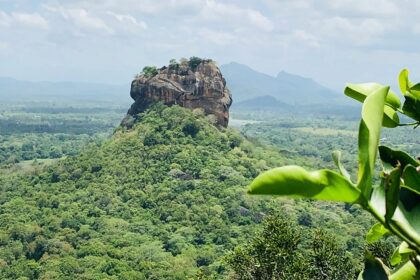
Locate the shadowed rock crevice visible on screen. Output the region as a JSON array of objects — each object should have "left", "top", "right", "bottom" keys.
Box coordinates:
[{"left": 122, "top": 59, "right": 232, "bottom": 128}]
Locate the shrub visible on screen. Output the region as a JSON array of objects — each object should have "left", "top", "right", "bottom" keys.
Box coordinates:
[
  {"left": 188, "top": 56, "right": 203, "bottom": 69},
  {"left": 141, "top": 66, "right": 158, "bottom": 78}
]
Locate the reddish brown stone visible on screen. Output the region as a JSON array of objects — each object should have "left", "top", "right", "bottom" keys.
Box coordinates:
[{"left": 122, "top": 60, "right": 232, "bottom": 128}]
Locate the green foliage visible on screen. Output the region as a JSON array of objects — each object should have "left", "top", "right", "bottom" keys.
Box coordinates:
[
  {"left": 0, "top": 102, "right": 122, "bottom": 174},
  {"left": 357, "top": 86, "right": 388, "bottom": 199},
  {"left": 367, "top": 239, "right": 396, "bottom": 268},
  {"left": 162, "top": 57, "right": 211, "bottom": 72},
  {"left": 345, "top": 84, "right": 399, "bottom": 127},
  {"left": 0, "top": 107, "right": 121, "bottom": 135},
  {"left": 332, "top": 150, "right": 351, "bottom": 181},
  {"left": 390, "top": 242, "right": 414, "bottom": 266},
  {"left": 224, "top": 215, "right": 358, "bottom": 280},
  {"left": 367, "top": 223, "right": 390, "bottom": 244},
  {"left": 179, "top": 57, "right": 188, "bottom": 65},
  {"left": 399, "top": 69, "right": 420, "bottom": 122},
  {"left": 1, "top": 93, "right": 405, "bottom": 278},
  {"left": 0, "top": 104, "right": 299, "bottom": 279},
  {"left": 248, "top": 166, "right": 360, "bottom": 203},
  {"left": 182, "top": 119, "right": 200, "bottom": 137},
  {"left": 141, "top": 65, "right": 158, "bottom": 78},
  {"left": 358, "top": 254, "right": 389, "bottom": 280},
  {"left": 169, "top": 58, "right": 179, "bottom": 70},
  {"left": 188, "top": 56, "right": 203, "bottom": 69},
  {"left": 248, "top": 69, "right": 420, "bottom": 279}
]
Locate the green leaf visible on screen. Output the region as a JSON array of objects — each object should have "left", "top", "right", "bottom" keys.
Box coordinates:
[
  {"left": 408, "top": 83, "right": 420, "bottom": 100},
  {"left": 370, "top": 179, "right": 420, "bottom": 247},
  {"left": 379, "top": 146, "right": 419, "bottom": 173},
  {"left": 399, "top": 69, "right": 420, "bottom": 121},
  {"left": 410, "top": 83, "right": 420, "bottom": 96},
  {"left": 370, "top": 180, "right": 386, "bottom": 218},
  {"left": 345, "top": 83, "right": 401, "bottom": 109},
  {"left": 385, "top": 165, "right": 402, "bottom": 222},
  {"left": 382, "top": 105, "right": 400, "bottom": 128},
  {"left": 345, "top": 84, "right": 400, "bottom": 127},
  {"left": 389, "top": 257, "right": 420, "bottom": 280},
  {"left": 366, "top": 223, "right": 390, "bottom": 244},
  {"left": 247, "top": 165, "right": 360, "bottom": 203},
  {"left": 389, "top": 188, "right": 420, "bottom": 247},
  {"left": 402, "top": 165, "right": 420, "bottom": 195},
  {"left": 357, "top": 86, "right": 388, "bottom": 200},
  {"left": 399, "top": 69, "right": 413, "bottom": 95},
  {"left": 390, "top": 242, "right": 414, "bottom": 266},
  {"left": 402, "top": 95, "right": 420, "bottom": 122},
  {"left": 332, "top": 150, "right": 351, "bottom": 181},
  {"left": 370, "top": 164, "right": 420, "bottom": 249},
  {"left": 358, "top": 254, "right": 389, "bottom": 280}
]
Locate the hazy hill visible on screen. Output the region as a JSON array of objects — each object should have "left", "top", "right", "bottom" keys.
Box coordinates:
[
  {"left": 220, "top": 62, "right": 343, "bottom": 104},
  {"left": 233, "top": 95, "right": 289, "bottom": 111},
  {"left": 2, "top": 62, "right": 343, "bottom": 107},
  {"left": 232, "top": 94, "right": 361, "bottom": 118},
  {"left": 0, "top": 77, "right": 130, "bottom": 104}
]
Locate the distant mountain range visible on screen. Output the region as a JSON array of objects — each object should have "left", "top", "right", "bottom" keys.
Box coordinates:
[
  {"left": 1, "top": 62, "right": 350, "bottom": 111},
  {"left": 220, "top": 62, "right": 345, "bottom": 105},
  {"left": 232, "top": 95, "right": 289, "bottom": 110},
  {"left": 0, "top": 77, "right": 130, "bottom": 104},
  {"left": 230, "top": 92, "right": 361, "bottom": 118}
]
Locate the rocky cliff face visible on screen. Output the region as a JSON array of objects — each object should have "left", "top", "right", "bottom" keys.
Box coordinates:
[{"left": 122, "top": 59, "right": 232, "bottom": 128}]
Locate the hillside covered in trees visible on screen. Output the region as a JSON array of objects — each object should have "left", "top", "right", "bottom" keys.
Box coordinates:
[{"left": 0, "top": 104, "right": 377, "bottom": 279}]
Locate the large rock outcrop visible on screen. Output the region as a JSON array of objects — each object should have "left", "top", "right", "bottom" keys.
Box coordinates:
[{"left": 122, "top": 59, "right": 232, "bottom": 128}]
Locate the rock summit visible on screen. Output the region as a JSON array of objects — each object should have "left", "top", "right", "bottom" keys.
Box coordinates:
[{"left": 122, "top": 58, "right": 232, "bottom": 128}]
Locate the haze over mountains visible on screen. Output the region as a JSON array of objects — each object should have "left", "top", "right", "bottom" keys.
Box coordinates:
[
  {"left": 220, "top": 62, "right": 344, "bottom": 105},
  {"left": 0, "top": 62, "right": 350, "bottom": 111},
  {"left": 0, "top": 77, "right": 130, "bottom": 104}
]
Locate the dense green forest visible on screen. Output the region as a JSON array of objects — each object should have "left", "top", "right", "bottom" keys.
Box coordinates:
[
  {"left": 2, "top": 99, "right": 417, "bottom": 279},
  {"left": 3, "top": 0, "right": 420, "bottom": 278},
  {"left": 239, "top": 114, "right": 419, "bottom": 175},
  {"left": 0, "top": 102, "right": 125, "bottom": 174},
  {"left": 0, "top": 102, "right": 389, "bottom": 279}
]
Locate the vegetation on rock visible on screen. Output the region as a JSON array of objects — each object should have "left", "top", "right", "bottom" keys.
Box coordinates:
[
  {"left": 126, "top": 58, "right": 232, "bottom": 128},
  {"left": 140, "top": 66, "right": 158, "bottom": 78}
]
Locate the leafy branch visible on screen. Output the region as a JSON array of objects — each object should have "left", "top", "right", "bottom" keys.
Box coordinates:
[{"left": 248, "top": 69, "right": 420, "bottom": 279}]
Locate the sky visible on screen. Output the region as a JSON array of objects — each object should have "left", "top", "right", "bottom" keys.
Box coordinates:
[{"left": 1, "top": 0, "right": 420, "bottom": 90}]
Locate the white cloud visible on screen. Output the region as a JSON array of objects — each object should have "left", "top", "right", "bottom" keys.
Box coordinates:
[
  {"left": 201, "top": 1, "right": 274, "bottom": 31},
  {"left": 246, "top": 10, "right": 274, "bottom": 32},
  {"left": 198, "top": 28, "right": 235, "bottom": 45},
  {"left": 291, "top": 30, "right": 320, "bottom": 48},
  {"left": 319, "top": 17, "right": 386, "bottom": 46},
  {"left": 12, "top": 12, "right": 49, "bottom": 29},
  {"left": 1, "top": 0, "right": 420, "bottom": 88},
  {"left": 325, "top": 0, "right": 399, "bottom": 16},
  {"left": 72, "top": 9, "right": 114, "bottom": 34},
  {"left": 0, "top": 11, "right": 11, "bottom": 27},
  {"left": 106, "top": 11, "right": 147, "bottom": 33},
  {"left": 44, "top": 5, "right": 149, "bottom": 37},
  {"left": 0, "top": 11, "right": 48, "bottom": 29},
  {"left": 48, "top": 0, "right": 203, "bottom": 16},
  {"left": 44, "top": 5, "right": 113, "bottom": 35},
  {"left": 64, "top": 9, "right": 114, "bottom": 34}
]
